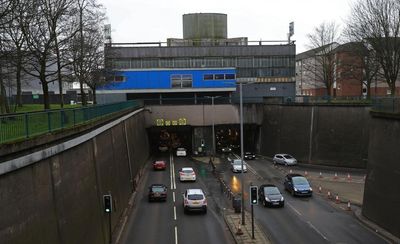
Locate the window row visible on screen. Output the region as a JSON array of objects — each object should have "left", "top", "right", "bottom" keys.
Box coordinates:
[
  {"left": 204, "top": 73, "right": 235, "bottom": 80},
  {"left": 112, "top": 56, "right": 295, "bottom": 69}
]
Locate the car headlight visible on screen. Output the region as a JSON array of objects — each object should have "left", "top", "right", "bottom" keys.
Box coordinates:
[
  {"left": 265, "top": 197, "right": 270, "bottom": 202},
  {"left": 309, "top": 187, "right": 313, "bottom": 191},
  {"left": 294, "top": 187, "right": 298, "bottom": 191},
  {"left": 281, "top": 196, "right": 284, "bottom": 201}
]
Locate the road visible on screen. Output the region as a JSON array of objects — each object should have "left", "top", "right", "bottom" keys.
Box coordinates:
[
  {"left": 119, "top": 153, "right": 234, "bottom": 244},
  {"left": 219, "top": 154, "right": 388, "bottom": 244}
]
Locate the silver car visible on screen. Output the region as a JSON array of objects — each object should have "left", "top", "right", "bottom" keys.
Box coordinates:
[{"left": 273, "top": 154, "right": 297, "bottom": 166}]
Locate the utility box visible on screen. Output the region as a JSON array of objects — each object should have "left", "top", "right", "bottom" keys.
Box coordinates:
[{"left": 232, "top": 196, "right": 242, "bottom": 213}]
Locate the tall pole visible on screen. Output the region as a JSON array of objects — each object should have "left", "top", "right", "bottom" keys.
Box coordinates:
[
  {"left": 240, "top": 82, "right": 245, "bottom": 225},
  {"left": 212, "top": 96, "right": 215, "bottom": 159}
]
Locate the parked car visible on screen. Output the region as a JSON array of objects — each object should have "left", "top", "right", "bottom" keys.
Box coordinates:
[
  {"left": 284, "top": 173, "right": 313, "bottom": 197},
  {"left": 258, "top": 184, "right": 284, "bottom": 207},
  {"left": 231, "top": 159, "right": 247, "bottom": 173},
  {"left": 273, "top": 154, "right": 297, "bottom": 166},
  {"left": 179, "top": 167, "right": 196, "bottom": 182},
  {"left": 153, "top": 160, "right": 166, "bottom": 170},
  {"left": 244, "top": 152, "right": 256, "bottom": 160},
  {"left": 182, "top": 188, "right": 207, "bottom": 214},
  {"left": 148, "top": 184, "right": 168, "bottom": 202},
  {"left": 176, "top": 147, "right": 187, "bottom": 157}
]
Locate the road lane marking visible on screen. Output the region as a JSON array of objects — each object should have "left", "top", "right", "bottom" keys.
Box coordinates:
[
  {"left": 174, "top": 206, "right": 177, "bottom": 220},
  {"left": 175, "top": 226, "right": 178, "bottom": 244},
  {"left": 172, "top": 155, "right": 176, "bottom": 189},
  {"left": 170, "top": 154, "right": 173, "bottom": 189},
  {"left": 287, "top": 202, "right": 302, "bottom": 216},
  {"left": 173, "top": 192, "right": 176, "bottom": 202},
  {"left": 307, "top": 221, "right": 328, "bottom": 241}
]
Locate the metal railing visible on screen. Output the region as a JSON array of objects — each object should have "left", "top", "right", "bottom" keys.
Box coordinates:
[
  {"left": 371, "top": 97, "right": 400, "bottom": 113},
  {"left": 0, "top": 101, "right": 141, "bottom": 144}
]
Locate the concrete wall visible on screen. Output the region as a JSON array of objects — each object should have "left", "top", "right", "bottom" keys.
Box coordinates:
[
  {"left": 0, "top": 110, "right": 150, "bottom": 244},
  {"left": 362, "top": 112, "right": 400, "bottom": 238},
  {"left": 260, "top": 104, "right": 370, "bottom": 168}
]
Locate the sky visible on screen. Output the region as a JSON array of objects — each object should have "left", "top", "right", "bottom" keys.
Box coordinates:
[{"left": 98, "top": 0, "right": 356, "bottom": 54}]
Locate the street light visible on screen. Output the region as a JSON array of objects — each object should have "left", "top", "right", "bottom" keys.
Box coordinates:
[{"left": 205, "top": 95, "right": 221, "bottom": 159}]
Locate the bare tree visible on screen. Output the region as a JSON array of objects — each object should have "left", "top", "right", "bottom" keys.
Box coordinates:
[
  {"left": 346, "top": 0, "right": 400, "bottom": 96},
  {"left": 305, "top": 22, "right": 341, "bottom": 97}
]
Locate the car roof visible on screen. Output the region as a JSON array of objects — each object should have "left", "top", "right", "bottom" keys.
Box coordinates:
[
  {"left": 187, "top": 189, "right": 204, "bottom": 195},
  {"left": 245, "top": 152, "right": 254, "bottom": 154},
  {"left": 177, "top": 147, "right": 186, "bottom": 150},
  {"left": 181, "top": 167, "right": 194, "bottom": 171},
  {"left": 260, "top": 184, "right": 277, "bottom": 188},
  {"left": 286, "top": 173, "right": 303, "bottom": 178},
  {"left": 154, "top": 160, "right": 165, "bottom": 163},
  {"left": 150, "top": 184, "right": 166, "bottom": 188}
]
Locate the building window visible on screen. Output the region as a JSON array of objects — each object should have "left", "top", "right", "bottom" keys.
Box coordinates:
[
  {"left": 225, "top": 74, "right": 235, "bottom": 79},
  {"left": 171, "top": 74, "right": 193, "bottom": 88},
  {"left": 204, "top": 74, "right": 214, "bottom": 80},
  {"left": 113, "top": 76, "right": 126, "bottom": 82},
  {"left": 215, "top": 74, "right": 224, "bottom": 80}
]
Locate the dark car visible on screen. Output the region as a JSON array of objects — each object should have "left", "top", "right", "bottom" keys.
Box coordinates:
[
  {"left": 244, "top": 152, "right": 256, "bottom": 160},
  {"left": 148, "top": 184, "right": 167, "bottom": 202},
  {"left": 259, "top": 184, "right": 284, "bottom": 207},
  {"left": 284, "top": 174, "right": 313, "bottom": 197}
]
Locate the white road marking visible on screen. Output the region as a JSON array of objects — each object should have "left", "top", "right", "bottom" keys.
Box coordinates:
[
  {"left": 174, "top": 206, "right": 177, "bottom": 220},
  {"left": 173, "top": 192, "right": 176, "bottom": 202},
  {"left": 287, "top": 202, "right": 302, "bottom": 216},
  {"left": 307, "top": 221, "right": 329, "bottom": 241},
  {"left": 172, "top": 155, "right": 176, "bottom": 189},
  {"left": 175, "top": 226, "right": 178, "bottom": 244},
  {"left": 170, "top": 154, "right": 173, "bottom": 189}
]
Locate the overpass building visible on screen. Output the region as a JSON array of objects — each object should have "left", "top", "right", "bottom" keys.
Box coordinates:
[{"left": 101, "top": 13, "right": 296, "bottom": 104}]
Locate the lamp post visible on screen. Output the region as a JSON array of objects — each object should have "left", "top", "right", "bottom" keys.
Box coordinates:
[
  {"left": 239, "top": 82, "right": 245, "bottom": 225},
  {"left": 205, "top": 95, "right": 221, "bottom": 159}
]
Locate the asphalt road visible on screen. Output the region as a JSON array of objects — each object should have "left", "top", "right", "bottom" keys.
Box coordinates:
[
  {"left": 119, "top": 153, "right": 234, "bottom": 244},
  {"left": 220, "top": 154, "right": 389, "bottom": 244}
]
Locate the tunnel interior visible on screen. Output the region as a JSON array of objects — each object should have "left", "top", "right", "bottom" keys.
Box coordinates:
[{"left": 147, "top": 126, "right": 193, "bottom": 154}]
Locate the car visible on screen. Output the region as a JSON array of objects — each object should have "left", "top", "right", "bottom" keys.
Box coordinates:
[
  {"left": 158, "top": 145, "right": 168, "bottom": 152},
  {"left": 148, "top": 184, "right": 168, "bottom": 202},
  {"left": 273, "top": 154, "right": 297, "bottom": 166},
  {"left": 176, "top": 147, "right": 187, "bottom": 157},
  {"left": 231, "top": 159, "right": 247, "bottom": 173},
  {"left": 221, "top": 146, "right": 232, "bottom": 153},
  {"left": 284, "top": 173, "right": 313, "bottom": 197},
  {"left": 244, "top": 152, "right": 256, "bottom": 160},
  {"left": 258, "top": 184, "right": 284, "bottom": 207},
  {"left": 182, "top": 188, "right": 207, "bottom": 214},
  {"left": 153, "top": 160, "right": 166, "bottom": 170},
  {"left": 179, "top": 167, "right": 196, "bottom": 182}
]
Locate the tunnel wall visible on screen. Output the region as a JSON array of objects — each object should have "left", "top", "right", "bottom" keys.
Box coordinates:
[
  {"left": 260, "top": 104, "right": 370, "bottom": 168},
  {"left": 0, "top": 110, "right": 150, "bottom": 244},
  {"left": 362, "top": 113, "right": 400, "bottom": 238}
]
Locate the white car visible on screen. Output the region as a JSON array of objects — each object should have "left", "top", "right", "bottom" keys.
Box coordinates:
[
  {"left": 273, "top": 154, "right": 297, "bottom": 166},
  {"left": 176, "top": 148, "right": 187, "bottom": 157},
  {"left": 179, "top": 167, "right": 196, "bottom": 182},
  {"left": 231, "top": 159, "right": 247, "bottom": 173},
  {"left": 183, "top": 188, "right": 207, "bottom": 214}
]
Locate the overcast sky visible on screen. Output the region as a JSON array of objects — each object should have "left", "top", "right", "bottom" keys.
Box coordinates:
[{"left": 99, "top": 0, "right": 355, "bottom": 54}]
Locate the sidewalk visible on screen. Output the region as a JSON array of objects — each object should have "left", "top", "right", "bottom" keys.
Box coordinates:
[{"left": 224, "top": 209, "right": 271, "bottom": 244}]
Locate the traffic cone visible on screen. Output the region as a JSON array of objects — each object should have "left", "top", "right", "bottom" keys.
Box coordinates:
[
  {"left": 236, "top": 220, "right": 243, "bottom": 235},
  {"left": 327, "top": 191, "right": 332, "bottom": 199},
  {"left": 335, "top": 195, "right": 340, "bottom": 204},
  {"left": 347, "top": 173, "right": 352, "bottom": 181},
  {"left": 304, "top": 171, "right": 308, "bottom": 177},
  {"left": 319, "top": 172, "right": 323, "bottom": 178},
  {"left": 318, "top": 186, "right": 322, "bottom": 193},
  {"left": 289, "top": 169, "right": 293, "bottom": 174},
  {"left": 334, "top": 173, "right": 338, "bottom": 180},
  {"left": 347, "top": 201, "right": 351, "bottom": 211}
]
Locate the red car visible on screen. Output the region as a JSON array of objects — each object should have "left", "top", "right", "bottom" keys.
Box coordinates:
[{"left": 153, "top": 160, "right": 167, "bottom": 170}]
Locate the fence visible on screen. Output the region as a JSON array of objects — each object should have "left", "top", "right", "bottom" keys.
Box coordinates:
[
  {"left": 371, "top": 97, "right": 400, "bottom": 113},
  {"left": 0, "top": 101, "right": 141, "bottom": 144}
]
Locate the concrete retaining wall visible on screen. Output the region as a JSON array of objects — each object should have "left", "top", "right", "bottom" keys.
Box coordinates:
[
  {"left": 0, "top": 110, "right": 149, "bottom": 244},
  {"left": 362, "top": 112, "right": 400, "bottom": 238},
  {"left": 260, "top": 105, "right": 370, "bottom": 168}
]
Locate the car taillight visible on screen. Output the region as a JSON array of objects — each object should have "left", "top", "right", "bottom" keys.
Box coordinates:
[
  {"left": 203, "top": 199, "right": 207, "bottom": 205},
  {"left": 191, "top": 172, "right": 195, "bottom": 175},
  {"left": 179, "top": 172, "right": 184, "bottom": 175}
]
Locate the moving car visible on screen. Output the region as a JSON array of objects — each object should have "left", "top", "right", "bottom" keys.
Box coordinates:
[
  {"left": 258, "top": 184, "right": 284, "bottom": 207},
  {"left": 153, "top": 160, "right": 166, "bottom": 170},
  {"left": 244, "top": 152, "right": 256, "bottom": 160},
  {"left": 176, "top": 147, "right": 187, "bottom": 157},
  {"left": 179, "top": 167, "right": 196, "bottom": 182},
  {"left": 148, "top": 184, "right": 168, "bottom": 202},
  {"left": 231, "top": 159, "right": 247, "bottom": 173},
  {"left": 221, "top": 147, "right": 232, "bottom": 153},
  {"left": 182, "top": 188, "right": 207, "bottom": 214},
  {"left": 284, "top": 173, "right": 313, "bottom": 197},
  {"left": 158, "top": 145, "right": 168, "bottom": 152},
  {"left": 273, "top": 154, "right": 297, "bottom": 166}
]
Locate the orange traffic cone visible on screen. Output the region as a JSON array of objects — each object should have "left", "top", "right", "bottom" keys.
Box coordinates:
[
  {"left": 347, "top": 201, "right": 351, "bottom": 211},
  {"left": 304, "top": 171, "right": 308, "bottom": 177},
  {"left": 334, "top": 173, "right": 338, "bottom": 180},
  {"left": 318, "top": 186, "right": 322, "bottom": 193},
  {"left": 347, "top": 173, "right": 352, "bottom": 181},
  {"left": 327, "top": 191, "right": 332, "bottom": 199},
  {"left": 319, "top": 172, "right": 323, "bottom": 178},
  {"left": 289, "top": 169, "right": 293, "bottom": 174},
  {"left": 335, "top": 195, "right": 340, "bottom": 204},
  {"left": 236, "top": 220, "right": 243, "bottom": 236}
]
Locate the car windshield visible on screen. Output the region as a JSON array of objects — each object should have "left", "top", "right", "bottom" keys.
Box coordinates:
[
  {"left": 292, "top": 177, "right": 309, "bottom": 185},
  {"left": 245, "top": 152, "right": 253, "bottom": 155},
  {"left": 177, "top": 148, "right": 185, "bottom": 151},
  {"left": 284, "top": 154, "right": 293, "bottom": 159},
  {"left": 152, "top": 186, "right": 165, "bottom": 192},
  {"left": 264, "top": 187, "right": 280, "bottom": 195},
  {"left": 188, "top": 194, "right": 204, "bottom": 200},
  {"left": 182, "top": 169, "right": 193, "bottom": 173},
  {"left": 233, "top": 160, "right": 244, "bottom": 165}
]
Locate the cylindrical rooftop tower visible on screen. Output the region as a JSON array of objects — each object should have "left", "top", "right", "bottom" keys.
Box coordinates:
[{"left": 183, "top": 13, "right": 227, "bottom": 40}]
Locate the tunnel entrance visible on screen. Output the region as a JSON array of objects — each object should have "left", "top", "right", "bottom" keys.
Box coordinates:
[{"left": 147, "top": 126, "right": 192, "bottom": 154}]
